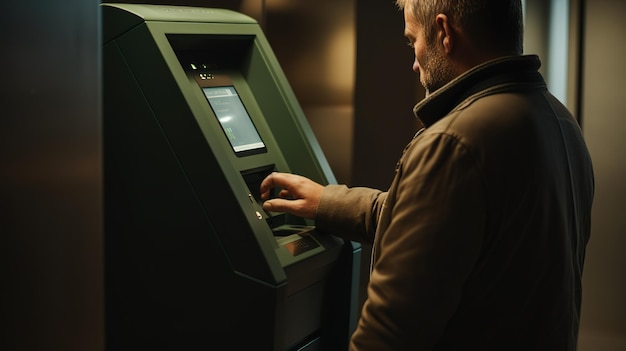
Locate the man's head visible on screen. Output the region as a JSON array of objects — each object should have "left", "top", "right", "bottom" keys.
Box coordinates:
[{"left": 397, "top": 0, "right": 524, "bottom": 95}]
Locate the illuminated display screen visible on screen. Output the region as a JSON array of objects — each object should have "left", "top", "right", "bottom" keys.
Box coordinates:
[{"left": 203, "top": 86, "right": 266, "bottom": 155}]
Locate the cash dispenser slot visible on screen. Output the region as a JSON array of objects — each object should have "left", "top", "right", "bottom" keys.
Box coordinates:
[{"left": 241, "top": 165, "right": 308, "bottom": 233}]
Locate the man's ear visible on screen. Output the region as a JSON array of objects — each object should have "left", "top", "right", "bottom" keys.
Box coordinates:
[{"left": 435, "top": 14, "right": 453, "bottom": 54}]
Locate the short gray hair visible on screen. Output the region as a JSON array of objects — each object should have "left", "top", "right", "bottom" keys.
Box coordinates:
[{"left": 396, "top": 0, "right": 523, "bottom": 55}]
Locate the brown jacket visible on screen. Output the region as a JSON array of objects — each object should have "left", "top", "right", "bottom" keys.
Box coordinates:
[{"left": 316, "top": 55, "right": 594, "bottom": 350}]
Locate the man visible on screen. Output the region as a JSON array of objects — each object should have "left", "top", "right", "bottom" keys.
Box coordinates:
[{"left": 260, "top": 0, "right": 594, "bottom": 349}]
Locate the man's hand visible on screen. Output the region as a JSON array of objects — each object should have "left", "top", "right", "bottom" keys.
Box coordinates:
[{"left": 259, "top": 172, "right": 324, "bottom": 219}]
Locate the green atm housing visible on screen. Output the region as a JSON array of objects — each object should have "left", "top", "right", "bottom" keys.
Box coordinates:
[{"left": 102, "top": 3, "right": 361, "bottom": 351}]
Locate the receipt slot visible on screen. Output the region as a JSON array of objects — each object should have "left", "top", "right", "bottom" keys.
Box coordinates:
[{"left": 102, "top": 3, "right": 360, "bottom": 351}]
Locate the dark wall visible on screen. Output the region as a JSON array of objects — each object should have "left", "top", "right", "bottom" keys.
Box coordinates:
[
  {"left": 353, "top": 1, "right": 424, "bottom": 189},
  {"left": 578, "top": 0, "right": 626, "bottom": 348},
  {"left": 264, "top": 0, "right": 423, "bottom": 188},
  {"left": 1, "top": 1, "right": 103, "bottom": 351}
]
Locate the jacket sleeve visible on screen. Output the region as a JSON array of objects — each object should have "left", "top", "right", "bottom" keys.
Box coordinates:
[
  {"left": 314, "top": 184, "right": 387, "bottom": 244},
  {"left": 350, "top": 132, "right": 487, "bottom": 350}
]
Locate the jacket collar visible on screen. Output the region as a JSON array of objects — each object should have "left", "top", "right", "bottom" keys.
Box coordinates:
[{"left": 413, "top": 55, "right": 545, "bottom": 127}]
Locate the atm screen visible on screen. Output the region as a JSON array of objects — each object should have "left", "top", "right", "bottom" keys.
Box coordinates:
[{"left": 203, "top": 86, "right": 266, "bottom": 155}]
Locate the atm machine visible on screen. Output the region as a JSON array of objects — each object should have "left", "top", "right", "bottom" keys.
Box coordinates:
[{"left": 102, "top": 3, "right": 361, "bottom": 351}]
